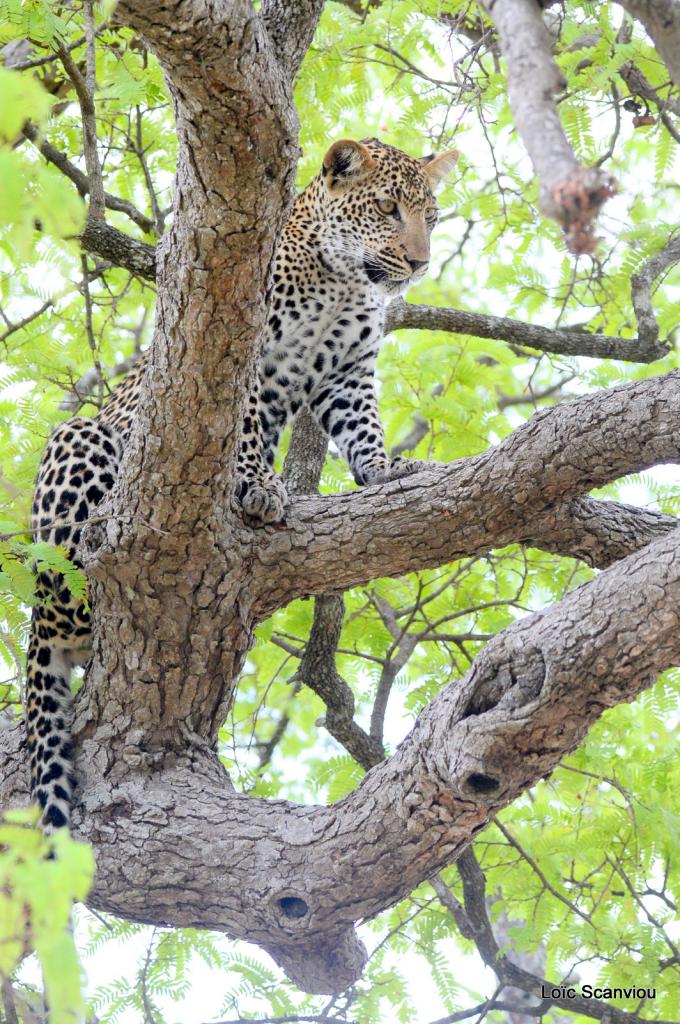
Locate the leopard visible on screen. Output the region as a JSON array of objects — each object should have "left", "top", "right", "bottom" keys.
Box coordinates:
[{"left": 25, "top": 136, "right": 457, "bottom": 830}]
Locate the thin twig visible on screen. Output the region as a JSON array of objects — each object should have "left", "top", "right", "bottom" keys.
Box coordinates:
[
  {"left": 605, "top": 854, "right": 680, "bottom": 965},
  {"left": 496, "top": 373, "right": 576, "bottom": 409},
  {"left": 630, "top": 232, "right": 680, "bottom": 348},
  {"left": 0, "top": 263, "right": 111, "bottom": 348},
  {"left": 55, "top": 11, "right": 105, "bottom": 221},
  {"left": 206, "top": 1017, "right": 351, "bottom": 1024},
  {"left": 80, "top": 254, "right": 105, "bottom": 408},
  {"left": 0, "top": 509, "right": 171, "bottom": 543},
  {"left": 595, "top": 82, "right": 622, "bottom": 166},
  {"left": 7, "top": 21, "right": 109, "bottom": 72},
  {"left": 457, "top": 847, "right": 678, "bottom": 1024},
  {"left": 0, "top": 297, "right": 54, "bottom": 345},
  {"left": 139, "top": 934, "right": 160, "bottom": 1024},
  {"left": 21, "top": 122, "right": 154, "bottom": 232},
  {"left": 59, "top": 351, "right": 144, "bottom": 413},
  {"left": 134, "top": 107, "right": 165, "bottom": 234},
  {"left": 492, "top": 816, "right": 593, "bottom": 927}
]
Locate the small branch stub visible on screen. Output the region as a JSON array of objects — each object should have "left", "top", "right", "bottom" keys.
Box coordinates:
[{"left": 550, "top": 165, "right": 617, "bottom": 255}]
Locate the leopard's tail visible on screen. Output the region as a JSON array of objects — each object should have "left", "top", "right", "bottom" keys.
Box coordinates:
[{"left": 26, "top": 609, "right": 78, "bottom": 831}]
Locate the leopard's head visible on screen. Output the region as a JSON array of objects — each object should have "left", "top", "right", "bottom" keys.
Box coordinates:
[{"left": 318, "top": 137, "right": 458, "bottom": 296}]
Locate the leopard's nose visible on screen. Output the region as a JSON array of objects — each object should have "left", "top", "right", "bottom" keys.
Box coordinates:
[{"left": 406, "top": 258, "right": 428, "bottom": 273}]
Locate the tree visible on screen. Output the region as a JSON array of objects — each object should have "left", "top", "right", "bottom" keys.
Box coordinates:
[{"left": 0, "top": 0, "right": 679, "bottom": 1021}]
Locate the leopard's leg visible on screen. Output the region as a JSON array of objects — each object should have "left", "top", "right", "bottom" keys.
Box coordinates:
[
  {"left": 235, "top": 382, "right": 290, "bottom": 524},
  {"left": 309, "top": 367, "right": 423, "bottom": 486},
  {"left": 28, "top": 417, "right": 123, "bottom": 830}
]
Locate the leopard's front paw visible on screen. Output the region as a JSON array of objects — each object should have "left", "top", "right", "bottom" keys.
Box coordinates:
[
  {"left": 360, "top": 457, "right": 424, "bottom": 485},
  {"left": 384, "top": 456, "right": 424, "bottom": 481},
  {"left": 238, "top": 475, "right": 288, "bottom": 525}
]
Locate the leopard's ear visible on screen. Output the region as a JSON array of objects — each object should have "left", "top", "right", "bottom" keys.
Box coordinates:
[
  {"left": 419, "top": 148, "right": 459, "bottom": 192},
  {"left": 322, "top": 140, "right": 376, "bottom": 191}
]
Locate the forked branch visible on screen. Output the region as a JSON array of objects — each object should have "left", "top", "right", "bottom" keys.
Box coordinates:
[{"left": 3, "top": 519, "right": 679, "bottom": 993}]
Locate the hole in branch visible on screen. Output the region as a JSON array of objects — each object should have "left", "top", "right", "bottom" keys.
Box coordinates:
[
  {"left": 278, "top": 896, "right": 309, "bottom": 919},
  {"left": 466, "top": 772, "right": 500, "bottom": 794}
]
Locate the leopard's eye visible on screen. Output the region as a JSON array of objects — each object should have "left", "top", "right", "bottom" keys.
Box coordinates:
[{"left": 375, "top": 198, "right": 400, "bottom": 218}]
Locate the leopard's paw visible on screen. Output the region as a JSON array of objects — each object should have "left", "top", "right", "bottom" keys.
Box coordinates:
[
  {"left": 362, "top": 457, "right": 425, "bottom": 485},
  {"left": 384, "top": 456, "right": 424, "bottom": 481},
  {"left": 239, "top": 475, "right": 288, "bottom": 525}
]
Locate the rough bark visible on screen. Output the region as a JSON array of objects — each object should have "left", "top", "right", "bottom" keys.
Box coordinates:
[
  {"left": 2, "top": 525, "right": 679, "bottom": 993},
  {"left": 2, "top": 362, "right": 679, "bottom": 990},
  {"left": 74, "top": 0, "right": 318, "bottom": 801},
  {"left": 252, "top": 371, "right": 680, "bottom": 614},
  {"left": 522, "top": 496, "right": 678, "bottom": 568},
  {"left": 79, "top": 219, "right": 157, "bottom": 279}
]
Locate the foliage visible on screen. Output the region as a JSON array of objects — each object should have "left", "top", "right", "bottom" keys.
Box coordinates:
[
  {"left": 0, "top": 0, "right": 678, "bottom": 1022},
  {"left": 0, "top": 807, "right": 94, "bottom": 1024}
]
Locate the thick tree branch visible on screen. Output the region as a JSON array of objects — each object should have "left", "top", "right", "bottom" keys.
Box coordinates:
[
  {"left": 79, "top": 220, "right": 156, "bottom": 280},
  {"left": 479, "top": 0, "right": 615, "bottom": 253},
  {"left": 296, "top": 594, "right": 386, "bottom": 768},
  {"left": 615, "top": 0, "right": 680, "bottom": 86},
  {"left": 4, "top": 522, "right": 680, "bottom": 993},
  {"left": 55, "top": 27, "right": 105, "bottom": 221},
  {"left": 524, "top": 496, "right": 678, "bottom": 568},
  {"left": 253, "top": 370, "right": 680, "bottom": 614}
]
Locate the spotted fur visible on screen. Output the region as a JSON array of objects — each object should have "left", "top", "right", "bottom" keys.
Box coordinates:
[{"left": 26, "top": 137, "right": 456, "bottom": 828}]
